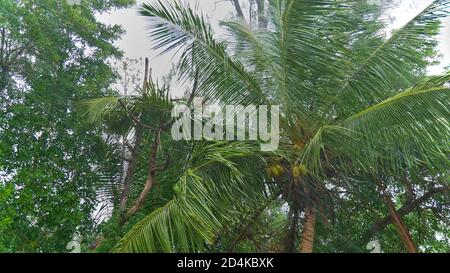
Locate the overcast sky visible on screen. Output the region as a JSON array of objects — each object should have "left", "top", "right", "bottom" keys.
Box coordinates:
[{"left": 96, "top": 0, "right": 450, "bottom": 96}]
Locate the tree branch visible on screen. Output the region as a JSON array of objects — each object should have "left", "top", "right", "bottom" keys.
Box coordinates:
[
  {"left": 126, "top": 129, "right": 165, "bottom": 218},
  {"left": 119, "top": 127, "right": 143, "bottom": 224},
  {"left": 364, "top": 185, "right": 449, "bottom": 243},
  {"left": 373, "top": 175, "right": 417, "bottom": 253},
  {"left": 230, "top": 0, "right": 245, "bottom": 20},
  {"left": 117, "top": 99, "right": 160, "bottom": 131}
]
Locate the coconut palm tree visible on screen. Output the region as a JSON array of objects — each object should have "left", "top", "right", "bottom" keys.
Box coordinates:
[{"left": 88, "top": 0, "right": 450, "bottom": 253}]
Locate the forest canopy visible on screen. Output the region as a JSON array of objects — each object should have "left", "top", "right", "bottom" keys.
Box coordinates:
[{"left": 0, "top": 0, "right": 449, "bottom": 253}]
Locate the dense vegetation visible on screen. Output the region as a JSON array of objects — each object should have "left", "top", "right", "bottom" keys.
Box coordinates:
[{"left": 1, "top": 0, "right": 449, "bottom": 253}]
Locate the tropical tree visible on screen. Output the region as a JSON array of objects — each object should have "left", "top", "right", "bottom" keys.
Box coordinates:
[
  {"left": 88, "top": 0, "right": 450, "bottom": 253},
  {"left": 0, "top": 0, "right": 134, "bottom": 252}
]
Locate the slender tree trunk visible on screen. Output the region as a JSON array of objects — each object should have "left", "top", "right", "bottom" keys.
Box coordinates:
[
  {"left": 0, "top": 28, "right": 9, "bottom": 93},
  {"left": 0, "top": 70, "right": 8, "bottom": 93},
  {"left": 299, "top": 206, "right": 316, "bottom": 253},
  {"left": 143, "top": 57, "right": 149, "bottom": 90},
  {"left": 1, "top": 28, "right": 6, "bottom": 65},
  {"left": 374, "top": 176, "right": 418, "bottom": 253},
  {"left": 256, "top": 0, "right": 267, "bottom": 29},
  {"left": 127, "top": 132, "right": 160, "bottom": 217},
  {"left": 364, "top": 186, "right": 448, "bottom": 242},
  {"left": 231, "top": 0, "right": 245, "bottom": 20},
  {"left": 383, "top": 192, "right": 418, "bottom": 253},
  {"left": 119, "top": 58, "right": 150, "bottom": 224},
  {"left": 119, "top": 127, "right": 143, "bottom": 224}
]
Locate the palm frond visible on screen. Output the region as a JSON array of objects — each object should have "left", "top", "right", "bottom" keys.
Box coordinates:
[
  {"left": 81, "top": 97, "right": 120, "bottom": 123},
  {"left": 328, "top": 0, "right": 450, "bottom": 117},
  {"left": 113, "top": 142, "right": 268, "bottom": 252},
  {"left": 301, "top": 74, "right": 450, "bottom": 176},
  {"left": 140, "top": 0, "right": 268, "bottom": 105}
]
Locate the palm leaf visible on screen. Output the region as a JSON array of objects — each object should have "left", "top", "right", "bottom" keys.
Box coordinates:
[
  {"left": 140, "top": 0, "right": 268, "bottom": 105},
  {"left": 113, "top": 142, "right": 268, "bottom": 252}
]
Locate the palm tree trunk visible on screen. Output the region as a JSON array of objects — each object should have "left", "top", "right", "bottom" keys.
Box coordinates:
[
  {"left": 299, "top": 206, "right": 316, "bottom": 253},
  {"left": 284, "top": 209, "right": 299, "bottom": 253}
]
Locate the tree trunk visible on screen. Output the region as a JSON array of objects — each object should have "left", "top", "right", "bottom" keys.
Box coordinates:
[
  {"left": 284, "top": 209, "right": 298, "bottom": 253},
  {"left": 256, "top": 0, "right": 268, "bottom": 29},
  {"left": 127, "top": 132, "right": 160, "bottom": 217},
  {"left": 383, "top": 192, "right": 418, "bottom": 253},
  {"left": 119, "top": 128, "right": 143, "bottom": 224},
  {"left": 374, "top": 176, "right": 418, "bottom": 253},
  {"left": 364, "top": 186, "right": 448, "bottom": 242},
  {"left": 119, "top": 59, "right": 150, "bottom": 224},
  {"left": 143, "top": 57, "right": 149, "bottom": 90},
  {"left": 299, "top": 206, "right": 316, "bottom": 253},
  {"left": 231, "top": 0, "right": 245, "bottom": 20},
  {"left": 0, "top": 70, "right": 8, "bottom": 93}
]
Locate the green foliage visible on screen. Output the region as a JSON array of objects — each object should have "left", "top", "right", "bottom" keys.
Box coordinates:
[
  {"left": 111, "top": 141, "right": 269, "bottom": 253},
  {"left": 0, "top": 0, "right": 134, "bottom": 252}
]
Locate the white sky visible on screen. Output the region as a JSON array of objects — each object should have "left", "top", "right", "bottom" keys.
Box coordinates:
[
  {"left": 97, "top": 0, "right": 233, "bottom": 91},
  {"left": 387, "top": 0, "right": 450, "bottom": 74},
  {"left": 96, "top": 0, "right": 450, "bottom": 96}
]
